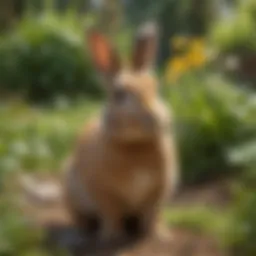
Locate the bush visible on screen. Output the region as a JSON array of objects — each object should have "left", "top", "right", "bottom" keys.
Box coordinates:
[
  {"left": 0, "top": 13, "right": 101, "bottom": 103},
  {"left": 212, "top": 0, "right": 256, "bottom": 55},
  {"left": 164, "top": 74, "right": 256, "bottom": 185},
  {"left": 211, "top": 0, "right": 256, "bottom": 86}
]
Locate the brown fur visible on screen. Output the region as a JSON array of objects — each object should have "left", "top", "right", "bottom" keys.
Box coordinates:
[{"left": 63, "top": 22, "right": 179, "bottom": 241}]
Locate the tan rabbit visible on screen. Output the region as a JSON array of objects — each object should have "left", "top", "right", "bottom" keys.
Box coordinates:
[{"left": 63, "top": 23, "right": 179, "bottom": 242}]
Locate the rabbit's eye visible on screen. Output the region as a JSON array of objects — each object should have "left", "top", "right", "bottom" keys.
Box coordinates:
[{"left": 113, "top": 89, "right": 128, "bottom": 104}]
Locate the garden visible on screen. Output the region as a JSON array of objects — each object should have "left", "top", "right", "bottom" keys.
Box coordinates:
[{"left": 0, "top": 0, "right": 256, "bottom": 255}]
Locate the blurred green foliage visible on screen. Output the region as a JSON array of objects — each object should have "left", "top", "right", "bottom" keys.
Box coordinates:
[
  {"left": 164, "top": 75, "right": 256, "bottom": 254},
  {"left": 0, "top": 73, "right": 255, "bottom": 255},
  {"left": 228, "top": 140, "right": 256, "bottom": 255},
  {"left": 164, "top": 74, "right": 256, "bottom": 185},
  {"left": 212, "top": 0, "right": 256, "bottom": 55},
  {"left": 0, "top": 99, "right": 99, "bottom": 255},
  {"left": 165, "top": 206, "right": 230, "bottom": 240},
  {"left": 158, "top": 0, "right": 218, "bottom": 65},
  {"left": 211, "top": 0, "right": 256, "bottom": 86},
  {"left": 0, "top": 197, "right": 45, "bottom": 256},
  {"left": 0, "top": 13, "right": 101, "bottom": 103},
  {"left": 125, "top": 0, "right": 219, "bottom": 65},
  {"left": 2, "top": 72, "right": 255, "bottom": 187},
  {"left": 0, "top": 1, "right": 256, "bottom": 255},
  {"left": 0, "top": 100, "right": 99, "bottom": 183},
  {"left": 231, "top": 186, "right": 256, "bottom": 256}
]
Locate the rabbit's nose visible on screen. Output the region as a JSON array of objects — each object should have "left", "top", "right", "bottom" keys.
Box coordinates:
[{"left": 113, "top": 89, "right": 128, "bottom": 104}]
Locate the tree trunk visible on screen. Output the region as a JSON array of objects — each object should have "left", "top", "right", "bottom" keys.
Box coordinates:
[{"left": 0, "top": 1, "right": 16, "bottom": 31}]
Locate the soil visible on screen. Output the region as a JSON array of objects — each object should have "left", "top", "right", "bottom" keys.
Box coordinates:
[{"left": 19, "top": 174, "right": 231, "bottom": 256}]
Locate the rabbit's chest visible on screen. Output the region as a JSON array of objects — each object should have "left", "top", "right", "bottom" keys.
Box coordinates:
[
  {"left": 102, "top": 147, "right": 165, "bottom": 206},
  {"left": 113, "top": 167, "right": 159, "bottom": 206}
]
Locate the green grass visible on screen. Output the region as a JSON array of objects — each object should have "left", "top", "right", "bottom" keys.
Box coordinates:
[
  {"left": 0, "top": 99, "right": 100, "bottom": 178},
  {"left": 164, "top": 206, "right": 233, "bottom": 246},
  {"left": 0, "top": 99, "right": 100, "bottom": 256}
]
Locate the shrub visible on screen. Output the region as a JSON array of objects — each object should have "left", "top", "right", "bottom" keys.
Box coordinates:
[
  {"left": 164, "top": 74, "right": 256, "bottom": 185},
  {"left": 0, "top": 13, "right": 101, "bottom": 103},
  {"left": 211, "top": 0, "right": 256, "bottom": 55},
  {"left": 210, "top": 0, "right": 256, "bottom": 86}
]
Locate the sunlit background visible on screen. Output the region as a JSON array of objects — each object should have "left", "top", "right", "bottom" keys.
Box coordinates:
[{"left": 0, "top": 0, "right": 256, "bottom": 255}]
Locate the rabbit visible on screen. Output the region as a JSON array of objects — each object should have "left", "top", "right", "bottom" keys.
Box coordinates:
[{"left": 63, "top": 22, "right": 179, "bottom": 243}]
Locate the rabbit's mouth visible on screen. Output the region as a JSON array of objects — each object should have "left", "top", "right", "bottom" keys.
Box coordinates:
[
  {"left": 103, "top": 115, "right": 160, "bottom": 143},
  {"left": 111, "top": 129, "right": 155, "bottom": 143}
]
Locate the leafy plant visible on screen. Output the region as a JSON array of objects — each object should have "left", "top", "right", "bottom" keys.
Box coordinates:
[
  {"left": 0, "top": 12, "right": 101, "bottom": 103},
  {"left": 164, "top": 74, "right": 256, "bottom": 185},
  {"left": 211, "top": 0, "right": 256, "bottom": 55}
]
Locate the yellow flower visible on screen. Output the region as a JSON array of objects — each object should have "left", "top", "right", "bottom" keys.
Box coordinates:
[
  {"left": 186, "top": 38, "right": 207, "bottom": 68},
  {"left": 165, "top": 37, "right": 208, "bottom": 83},
  {"left": 165, "top": 56, "right": 190, "bottom": 83}
]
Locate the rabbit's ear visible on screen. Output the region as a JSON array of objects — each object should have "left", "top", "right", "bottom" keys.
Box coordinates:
[
  {"left": 88, "top": 30, "right": 121, "bottom": 76},
  {"left": 131, "top": 22, "right": 159, "bottom": 71}
]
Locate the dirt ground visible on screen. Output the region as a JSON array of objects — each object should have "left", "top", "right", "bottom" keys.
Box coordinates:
[{"left": 19, "top": 175, "right": 231, "bottom": 256}]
